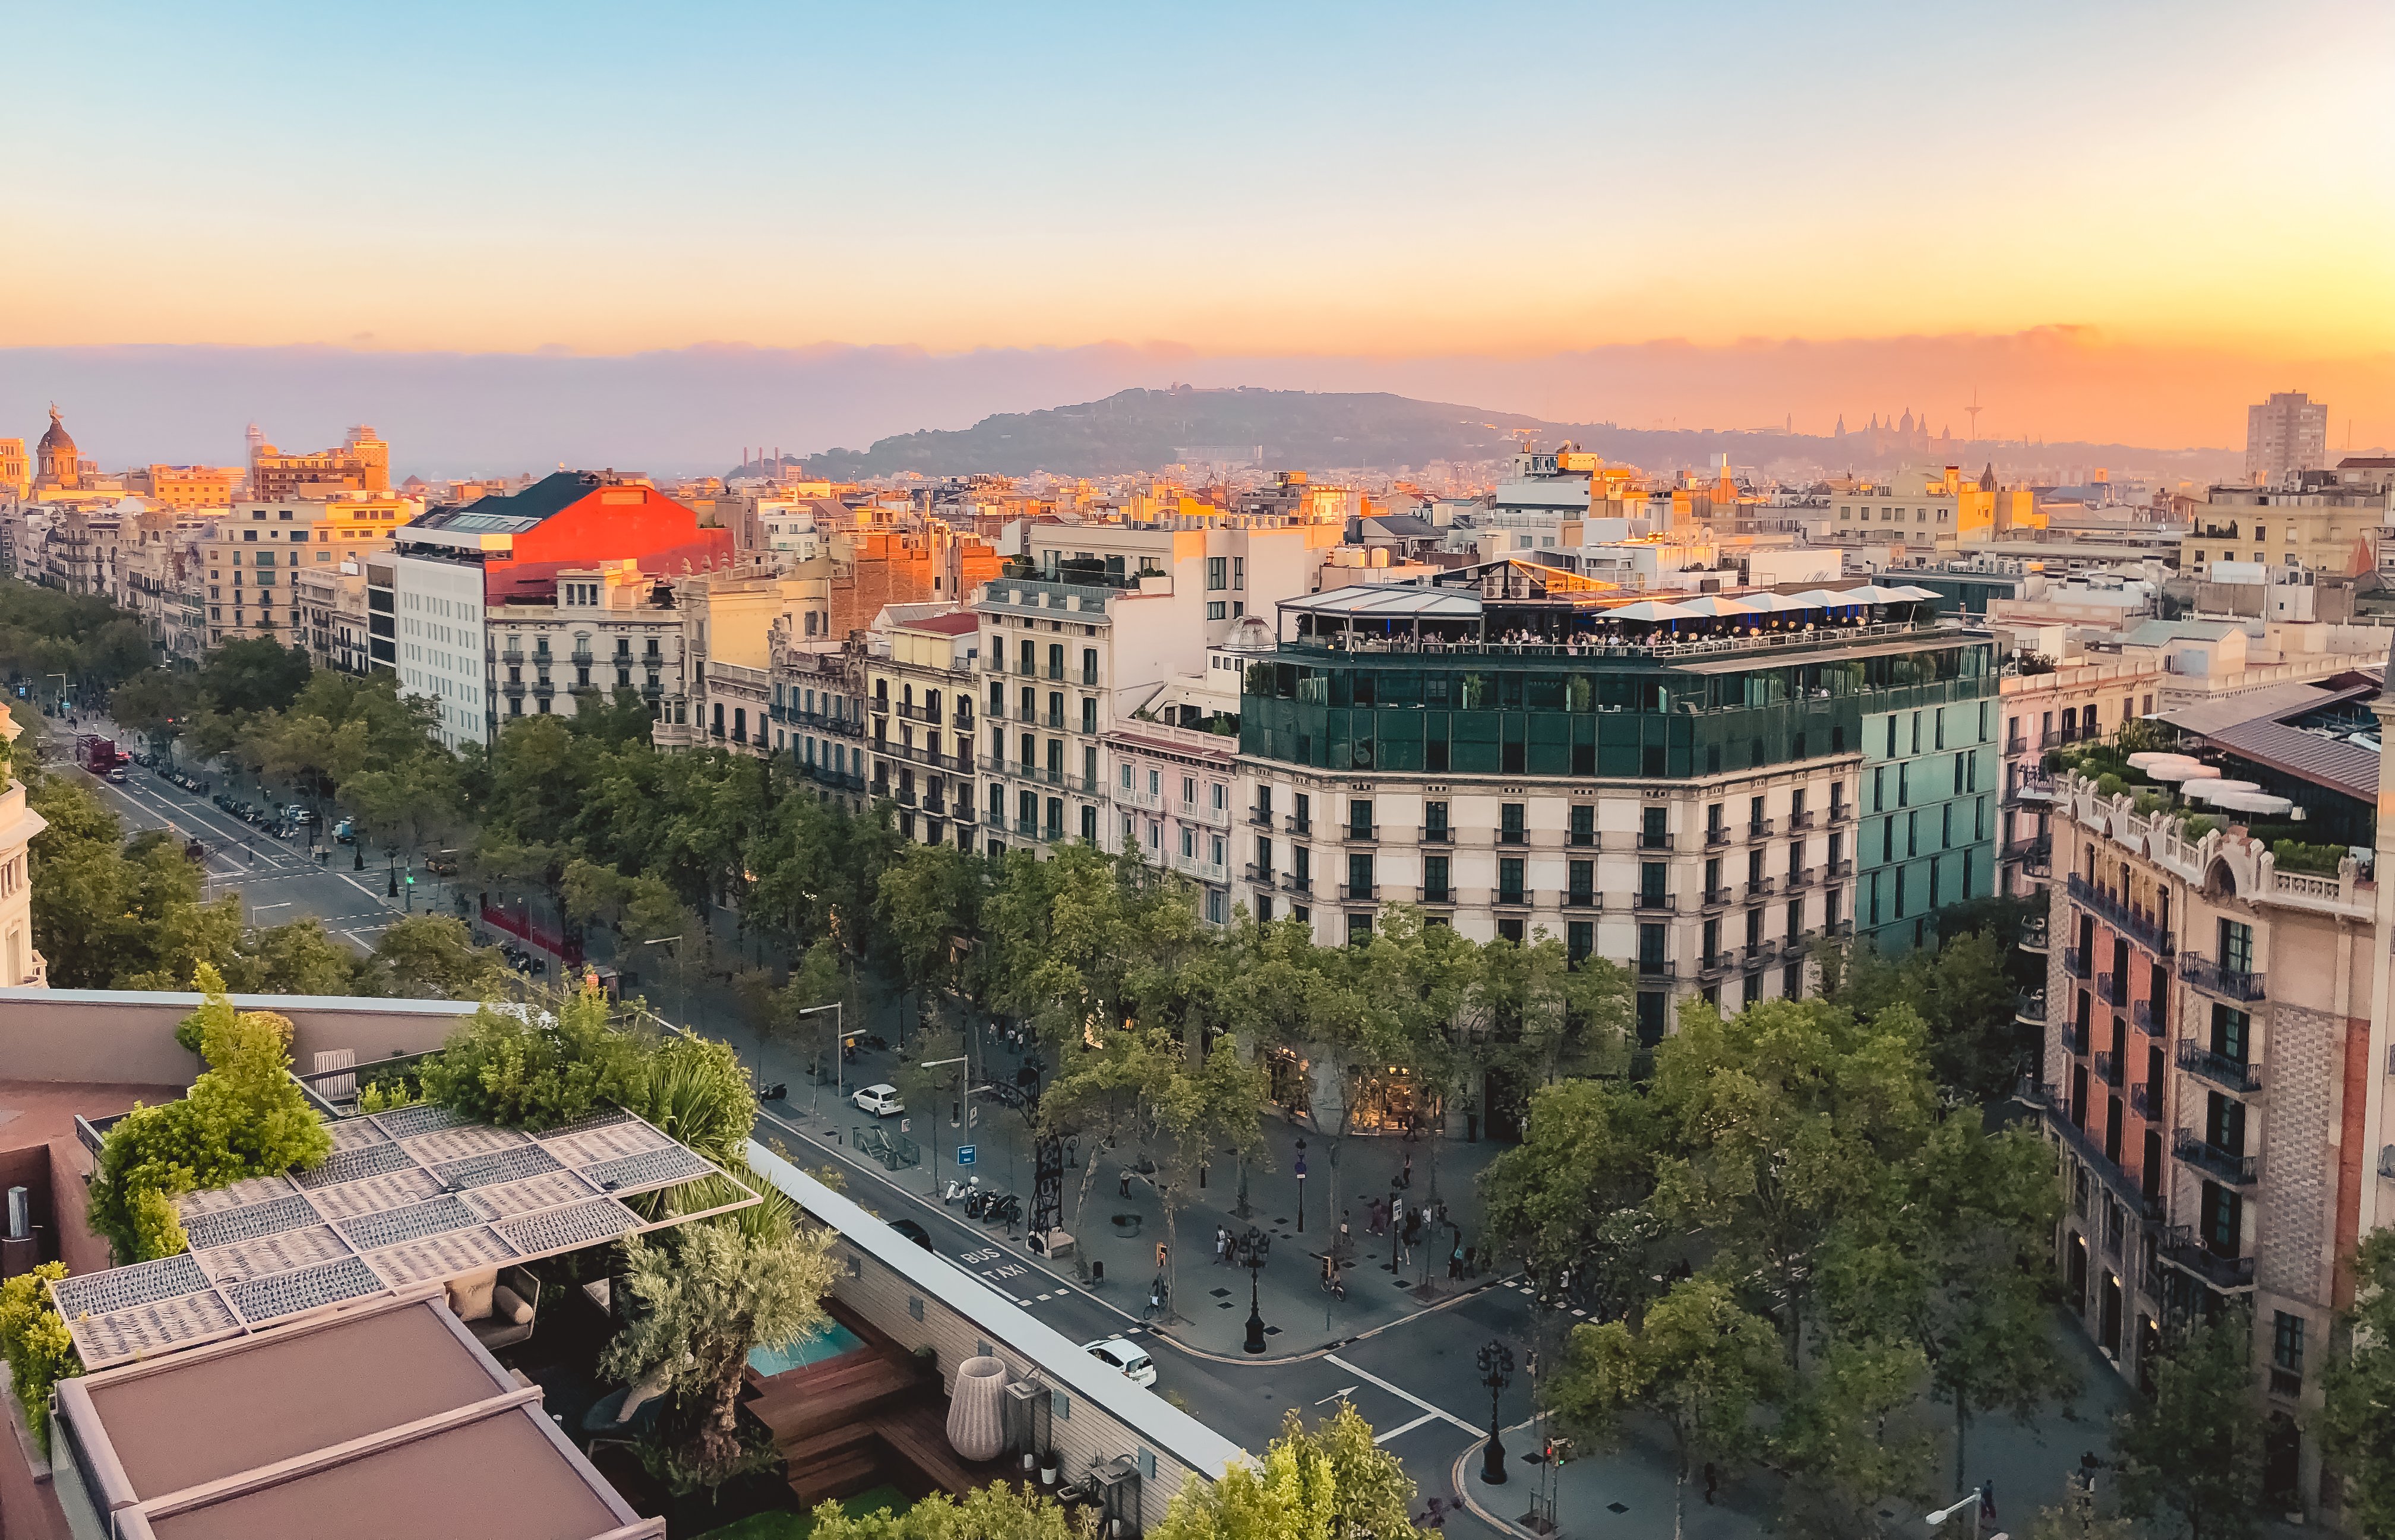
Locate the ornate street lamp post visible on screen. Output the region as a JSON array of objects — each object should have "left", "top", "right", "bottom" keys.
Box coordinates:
[
  {"left": 1236, "top": 1225, "right": 1272, "bottom": 1355},
  {"left": 1477, "top": 1339, "right": 1515, "bottom": 1485}
]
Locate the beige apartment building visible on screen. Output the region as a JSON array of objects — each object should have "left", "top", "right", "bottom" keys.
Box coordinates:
[
  {"left": 864, "top": 610, "right": 982, "bottom": 848},
  {"left": 1820, "top": 466, "right": 2038, "bottom": 551},
  {"left": 2182, "top": 476, "right": 2395, "bottom": 578},
  {"left": 0, "top": 697, "right": 46, "bottom": 988},
  {"left": 203, "top": 494, "right": 415, "bottom": 649},
  {"left": 488, "top": 558, "right": 684, "bottom": 727},
  {"left": 1997, "top": 659, "right": 2167, "bottom": 896},
  {"left": 2041, "top": 771, "right": 2390, "bottom": 1520},
  {"left": 248, "top": 423, "right": 391, "bottom": 498},
  {"left": 295, "top": 561, "right": 374, "bottom": 675}
]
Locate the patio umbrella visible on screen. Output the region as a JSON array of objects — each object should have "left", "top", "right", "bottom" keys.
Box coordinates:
[
  {"left": 1787, "top": 589, "right": 1864, "bottom": 608},
  {"left": 1737, "top": 592, "right": 1805, "bottom": 612},
  {"left": 1880, "top": 584, "right": 1943, "bottom": 600},
  {"left": 1670, "top": 595, "right": 1759, "bottom": 619},
  {"left": 1608, "top": 600, "right": 1695, "bottom": 623}
]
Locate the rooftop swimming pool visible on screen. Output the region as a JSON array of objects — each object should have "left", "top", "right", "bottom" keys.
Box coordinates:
[{"left": 747, "top": 1317, "right": 868, "bottom": 1378}]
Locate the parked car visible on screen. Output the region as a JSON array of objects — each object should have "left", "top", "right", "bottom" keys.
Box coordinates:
[
  {"left": 1080, "top": 1338, "right": 1157, "bottom": 1388},
  {"left": 424, "top": 855, "right": 460, "bottom": 875},
  {"left": 887, "top": 1218, "right": 934, "bottom": 1251},
  {"left": 851, "top": 1084, "right": 905, "bottom": 1117}
]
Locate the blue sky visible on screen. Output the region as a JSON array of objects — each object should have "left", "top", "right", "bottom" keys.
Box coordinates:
[{"left": 4, "top": 1, "right": 2390, "bottom": 450}]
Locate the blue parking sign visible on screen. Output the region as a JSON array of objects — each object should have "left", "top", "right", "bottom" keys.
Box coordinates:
[{"left": 956, "top": 1144, "right": 977, "bottom": 1166}]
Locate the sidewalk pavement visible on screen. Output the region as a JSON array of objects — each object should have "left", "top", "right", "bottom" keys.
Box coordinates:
[
  {"left": 1456, "top": 1317, "right": 2136, "bottom": 1540},
  {"left": 741, "top": 1030, "right": 1521, "bottom": 1360}
]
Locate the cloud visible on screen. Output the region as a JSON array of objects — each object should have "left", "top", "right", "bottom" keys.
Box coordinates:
[{"left": 1, "top": 331, "right": 2384, "bottom": 478}]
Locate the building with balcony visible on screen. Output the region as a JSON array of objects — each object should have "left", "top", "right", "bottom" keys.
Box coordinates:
[
  {"left": 379, "top": 472, "right": 732, "bottom": 749},
  {"left": 1233, "top": 565, "right": 1994, "bottom": 1045},
  {"left": 864, "top": 609, "right": 982, "bottom": 848},
  {"left": 770, "top": 633, "right": 871, "bottom": 808},
  {"left": 2042, "top": 750, "right": 2394, "bottom": 1518},
  {"left": 207, "top": 493, "right": 418, "bottom": 653},
  {"left": 1998, "top": 659, "right": 2166, "bottom": 897}
]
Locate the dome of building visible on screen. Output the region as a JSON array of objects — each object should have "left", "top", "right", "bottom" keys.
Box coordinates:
[{"left": 37, "top": 406, "right": 74, "bottom": 456}]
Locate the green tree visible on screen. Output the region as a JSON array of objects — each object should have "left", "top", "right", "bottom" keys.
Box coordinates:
[
  {"left": 1645, "top": 996, "right": 1937, "bottom": 1368},
  {"left": 1547, "top": 1274, "right": 1784, "bottom": 1540},
  {"left": 1835, "top": 930, "right": 2033, "bottom": 1103},
  {"left": 2030, "top": 1477, "right": 2138, "bottom": 1540},
  {"left": 0, "top": 1263, "right": 80, "bottom": 1456},
  {"left": 1153, "top": 1403, "right": 1424, "bottom": 1540},
  {"left": 418, "top": 985, "right": 644, "bottom": 1130},
  {"left": 876, "top": 841, "right": 981, "bottom": 1035},
  {"left": 1479, "top": 1076, "right": 1663, "bottom": 1315},
  {"left": 1770, "top": 1334, "right": 1935, "bottom": 1539},
  {"left": 367, "top": 914, "right": 509, "bottom": 1000},
  {"left": 2319, "top": 1229, "right": 2395, "bottom": 1537},
  {"left": 599, "top": 1213, "right": 838, "bottom": 1493},
  {"left": 2112, "top": 1316, "right": 2266, "bottom": 1540},
  {"left": 87, "top": 966, "right": 334, "bottom": 1261},
  {"left": 1824, "top": 1117, "right": 2074, "bottom": 1490},
  {"left": 231, "top": 916, "right": 365, "bottom": 995},
  {"left": 805, "top": 1482, "right": 1075, "bottom": 1540}
]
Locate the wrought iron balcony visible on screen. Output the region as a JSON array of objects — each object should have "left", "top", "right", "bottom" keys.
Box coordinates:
[
  {"left": 1748, "top": 818, "right": 1775, "bottom": 839},
  {"left": 1279, "top": 872, "right": 1313, "bottom": 896},
  {"left": 2177, "top": 1039, "right": 2263, "bottom": 1095},
  {"left": 1343, "top": 824, "right": 1380, "bottom": 843},
  {"left": 2173, "top": 1131, "right": 2258, "bottom": 1185},
  {"left": 2064, "top": 945, "right": 2091, "bottom": 979},
  {"left": 2130, "top": 1082, "right": 2160, "bottom": 1119},
  {"left": 2014, "top": 989, "right": 2046, "bottom": 1025},
  {"left": 1639, "top": 831, "right": 1675, "bottom": 850},
  {"left": 1635, "top": 958, "right": 1676, "bottom": 980},
  {"left": 1562, "top": 890, "right": 1600, "bottom": 910},
  {"left": 1419, "top": 824, "right": 1452, "bottom": 843},
  {"left": 2094, "top": 1049, "right": 2124, "bottom": 1086},
  {"left": 1827, "top": 802, "right": 1854, "bottom": 824},
  {"left": 1747, "top": 877, "right": 1777, "bottom": 898},
  {"left": 1701, "top": 885, "right": 1733, "bottom": 909},
  {"left": 1788, "top": 809, "right": 1816, "bottom": 830},
  {"left": 2160, "top": 1226, "right": 2255, "bottom": 1289},
  {"left": 2179, "top": 953, "right": 2265, "bottom": 1002},
  {"left": 1632, "top": 893, "right": 1677, "bottom": 913},
  {"left": 1243, "top": 863, "right": 1276, "bottom": 886},
  {"left": 1786, "top": 867, "right": 1815, "bottom": 890},
  {"left": 2061, "top": 1018, "right": 2088, "bottom": 1054},
  {"left": 2133, "top": 997, "right": 2164, "bottom": 1036},
  {"left": 1705, "top": 825, "right": 1733, "bottom": 847},
  {"left": 1283, "top": 815, "right": 1312, "bottom": 836},
  {"left": 1339, "top": 883, "right": 1378, "bottom": 903},
  {"left": 2067, "top": 874, "right": 2175, "bottom": 957},
  {"left": 1420, "top": 886, "right": 1454, "bottom": 905},
  {"left": 1697, "top": 952, "right": 1735, "bottom": 979},
  {"left": 2097, "top": 972, "right": 2127, "bottom": 1006},
  {"left": 2019, "top": 916, "right": 2049, "bottom": 954}
]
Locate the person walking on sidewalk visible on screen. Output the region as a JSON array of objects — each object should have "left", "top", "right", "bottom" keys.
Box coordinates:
[
  {"left": 1214, "top": 1226, "right": 1228, "bottom": 1264},
  {"left": 1119, "top": 1167, "right": 1133, "bottom": 1198},
  {"left": 1397, "top": 1151, "right": 1413, "bottom": 1188}
]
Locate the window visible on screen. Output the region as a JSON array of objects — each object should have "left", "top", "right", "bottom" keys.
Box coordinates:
[
  {"left": 1503, "top": 803, "right": 1527, "bottom": 844},
  {"left": 1207, "top": 556, "right": 1227, "bottom": 591},
  {"left": 1207, "top": 601, "right": 1227, "bottom": 621},
  {"left": 1569, "top": 805, "right": 1594, "bottom": 846},
  {"left": 1233, "top": 556, "right": 1244, "bottom": 590},
  {"left": 1346, "top": 912, "right": 1372, "bottom": 944},
  {"left": 1424, "top": 799, "right": 1449, "bottom": 839},
  {"left": 1349, "top": 799, "right": 1372, "bottom": 837},
  {"left": 1347, "top": 852, "right": 1373, "bottom": 897},
  {"left": 2272, "top": 1311, "right": 2305, "bottom": 1379},
  {"left": 1568, "top": 859, "right": 1594, "bottom": 905},
  {"left": 1498, "top": 857, "right": 1525, "bottom": 905},
  {"left": 2219, "top": 918, "right": 2254, "bottom": 975}
]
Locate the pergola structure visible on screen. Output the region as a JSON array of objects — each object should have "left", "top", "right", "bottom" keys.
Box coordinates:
[{"left": 53, "top": 1102, "right": 755, "bottom": 1372}]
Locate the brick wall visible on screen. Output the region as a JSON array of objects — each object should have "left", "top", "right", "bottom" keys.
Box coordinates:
[{"left": 2257, "top": 1000, "right": 2339, "bottom": 1305}]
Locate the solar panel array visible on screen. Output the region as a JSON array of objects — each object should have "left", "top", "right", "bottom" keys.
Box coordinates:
[{"left": 52, "top": 1104, "right": 728, "bottom": 1370}]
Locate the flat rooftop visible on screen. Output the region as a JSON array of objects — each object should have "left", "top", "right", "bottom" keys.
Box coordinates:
[{"left": 56, "top": 1291, "right": 660, "bottom": 1540}]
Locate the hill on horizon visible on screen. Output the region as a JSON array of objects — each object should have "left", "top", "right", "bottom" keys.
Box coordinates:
[{"left": 791, "top": 386, "right": 2239, "bottom": 483}]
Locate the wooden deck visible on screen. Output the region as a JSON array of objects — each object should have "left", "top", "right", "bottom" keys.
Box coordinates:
[{"left": 741, "top": 1301, "right": 1015, "bottom": 1506}]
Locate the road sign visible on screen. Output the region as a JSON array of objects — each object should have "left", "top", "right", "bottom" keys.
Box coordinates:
[{"left": 956, "top": 1144, "right": 977, "bottom": 1166}]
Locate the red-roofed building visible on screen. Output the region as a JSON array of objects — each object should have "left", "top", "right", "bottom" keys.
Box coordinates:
[{"left": 371, "top": 472, "right": 737, "bottom": 748}]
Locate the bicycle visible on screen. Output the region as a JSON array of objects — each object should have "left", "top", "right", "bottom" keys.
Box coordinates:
[{"left": 1318, "top": 1266, "right": 1347, "bottom": 1302}]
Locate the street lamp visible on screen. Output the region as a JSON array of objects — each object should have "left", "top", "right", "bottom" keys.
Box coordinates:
[
  {"left": 1234, "top": 1225, "right": 1272, "bottom": 1355},
  {"left": 642, "top": 934, "right": 685, "bottom": 1026},
  {"left": 1477, "top": 1339, "right": 1515, "bottom": 1485},
  {"left": 797, "top": 1001, "right": 843, "bottom": 1110},
  {"left": 1294, "top": 1137, "right": 1307, "bottom": 1233},
  {"left": 921, "top": 1055, "right": 966, "bottom": 1197},
  {"left": 1928, "top": 1487, "right": 1987, "bottom": 1540}
]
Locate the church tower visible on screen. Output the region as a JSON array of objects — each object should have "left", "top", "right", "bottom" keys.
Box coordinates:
[{"left": 35, "top": 406, "right": 80, "bottom": 490}]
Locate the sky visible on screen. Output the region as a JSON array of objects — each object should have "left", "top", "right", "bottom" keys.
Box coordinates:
[{"left": 4, "top": 1, "right": 2391, "bottom": 462}]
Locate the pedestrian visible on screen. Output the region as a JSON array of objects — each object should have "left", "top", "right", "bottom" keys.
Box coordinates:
[
  {"left": 1979, "top": 1480, "right": 1996, "bottom": 1528},
  {"left": 1119, "top": 1167, "right": 1132, "bottom": 1199},
  {"left": 1704, "top": 1462, "right": 1719, "bottom": 1505},
  {"left": 1367, "top": 1198, "right": 1386, "bottom": 1235},
  {"left": 1398, "top": 1151, "right": 1413, "bottom": 1188},
  {"left": 1448, "top": 1235, "right": 1464, "bottom": 1280},
  {"left": 1338, "top": 1214, "right": 1352, "bottom": 1259},
  {"left": 1214, "top": 1226, "right": 1228, "bottom": 1265}
]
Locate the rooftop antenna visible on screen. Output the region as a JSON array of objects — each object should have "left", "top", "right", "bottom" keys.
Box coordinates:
[{"left": 1965, "top": 388, "right": 1983, "bottom": 444}]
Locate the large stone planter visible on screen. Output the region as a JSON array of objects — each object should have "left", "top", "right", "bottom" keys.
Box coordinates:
[{"left": 946, "top": 1355, "right": 1010, "bottom": 1462}]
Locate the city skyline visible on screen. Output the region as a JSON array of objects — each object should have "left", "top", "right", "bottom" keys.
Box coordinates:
[{"left": 4, "top": 1, "right": 2390, "bottom": 454}]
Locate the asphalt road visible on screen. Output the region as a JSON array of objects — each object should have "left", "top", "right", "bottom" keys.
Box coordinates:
[
  {"left": 763, "top": 1105, "right": 1547, "bottom": 1538},
  {"left": 68, "top": 733, "right": 1553, "bottom": 1533}
]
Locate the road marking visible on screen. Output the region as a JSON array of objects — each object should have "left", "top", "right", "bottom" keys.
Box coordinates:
[
  {"left": 1321, "top": 1355, "right": 1477, "bottom": 1434},
  {"left": 337, "top": 874, "right": 386, "bottom": 902},
  {"left": 1373, "top": 1411, "right": 1445, "bottom": 1444},
  {"left": 251, "top": 902, "right": 293, "bottom": 910},
  {"left": 1315, "top": 1387, "right": 1358, "bottom": 1405}
]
